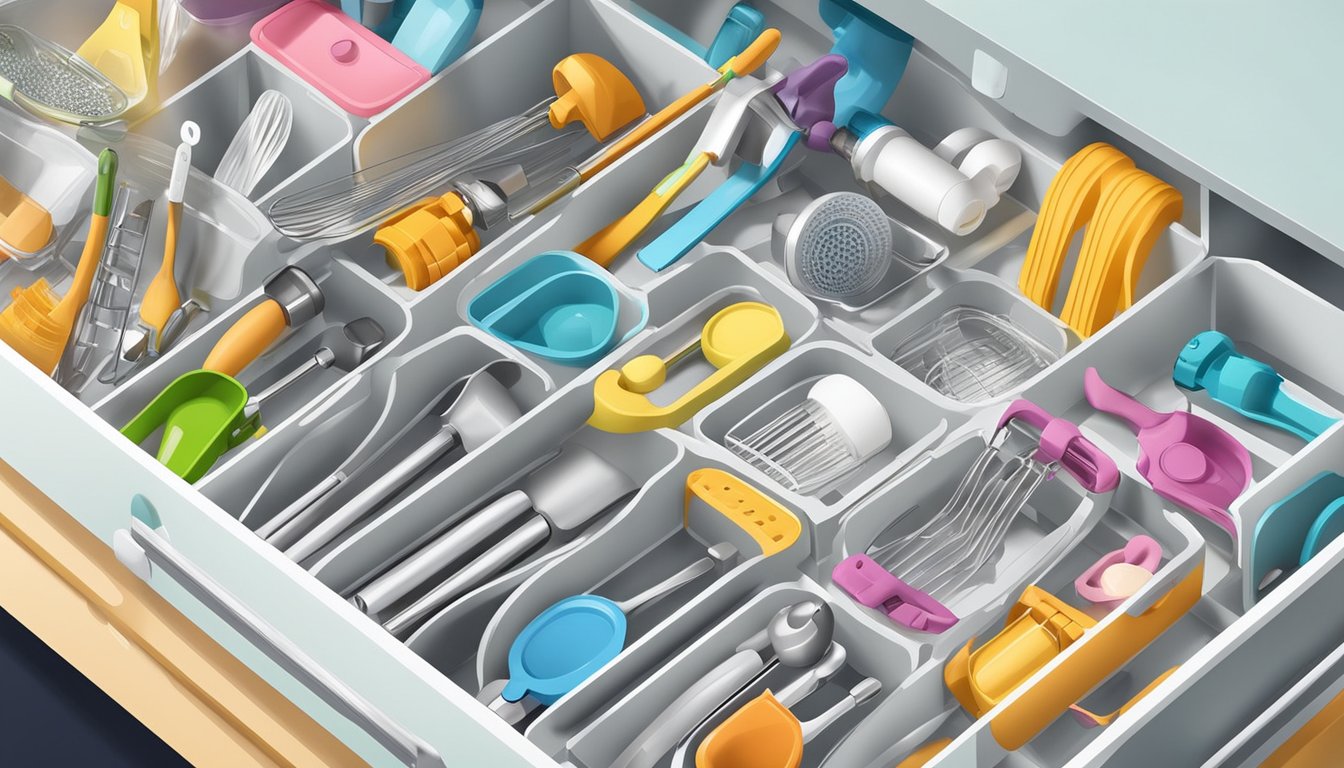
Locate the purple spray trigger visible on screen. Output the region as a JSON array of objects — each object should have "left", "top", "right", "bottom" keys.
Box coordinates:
[
  {"left": 1084, "top": 367, "right": 1251, "bottom": 540},
  {"left": 772, "top": 54, "right": 848, "bottom": 151}
]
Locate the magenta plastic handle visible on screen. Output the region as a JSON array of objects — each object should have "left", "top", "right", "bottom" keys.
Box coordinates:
[
  {"left": 832, "top": 554, "right": 958, "bottom": 633},
  {"left": 1084, "top": 368, "right": 1165, "bottom": 430},
  {"left": 998, "top": 400, "right": 1121, "bottom": 494}
]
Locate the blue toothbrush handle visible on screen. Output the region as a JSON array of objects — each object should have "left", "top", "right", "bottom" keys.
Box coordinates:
[
  {"left": 392, "top": 0, "right": 482, "bottom": 74},
  {"left": 637, "top": 130, "right": 802, "bottom": 272}
]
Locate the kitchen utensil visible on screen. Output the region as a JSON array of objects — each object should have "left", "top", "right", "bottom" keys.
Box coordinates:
[
  {"left": 833, "top": 400, "right": 1119, "bottom": 632},
  {"left": 487, "top": 542, "right": 738, "bottom": 724},
  {"left": 1174, "top": 330, "right": 1339, "bottom": 442},
  {"left": 1059, "top": 167, "right": 1182, "bottom": 337},
  {"left": 634, "top": 55, "right": 850, "bottom": 273},
  {"left": 1019, "top": 143, "right": 1134, "bottom": 313},
  {"left": 268, "top": 52, "right": 643, "bottom": 244},
  {"left": 705, "top": 4, "right": 766, "bottom": 68},
  {"left": 467, "top": 250, "right": 647, "bottom": 367},
  {"left": 0, "top": 105, "right": 97, "bottom": 264},
  {"left": 0, "top": 25, "right": 128, "bottom": 124},
  {"left": 725, "top": 374, "right": 892, "bottom": 495},
  {"left": 138, "top": 121, "right": 198, "bottom": 339},
  {"left": 55, "top": 186, "right": 153, "bottom": 392},
  {"left": 774, "top": 191, "right": 892, "bottom": 301},
  {"left": 0, "top": 177, "right": 51, "bottom": 258},
  {"left": 251, "top": 0, "right": 428, "bottom": 118},
  {"left": 275, "top": 366, "right": 524, "bottom": 560},
  {"left": 363, "top": 446, "right": 636, "bottom": 634},
  {"left": 1075, "top": 535, "right": 1162, "bottom": 608},
  {"left": 214, "top": 90, "right": 293, "bottom": 197},
  {"left": 890, "top": 306, "right": 1060, "bottom": 403},
  {"left": 695, "top": 645, "right": 876, "bottom": 768},
  {"left": 77, "top": 0, "right": 158, "bottom": 96},
  {"left": 334, "top": 0, "right": 480, "bottom": 74},
  {"left": 120, "top": 267, "right": 325, "bottom": 482},
  {"left": 0, "top": 149, "right": 117, "bottom": 375},
  {"left": 519, "top": 28, "right": 779, "bottom": 219},
  {"left": 125, "top": 315, "right": 381, "bottom": 486},
  {"left": 1251, "top": 472, "right": 1344, "bottom": 599},
  {"left": 611, "top": 600, "right": 835, "bottom": 768},
  {"left": 1085, "top": 367, "right": 1250, "bottom": 539},
  {"left": 589, "top": 302, "right": 790, "bottom": 433},
  {"left": 829, "top": 117, "right": 1020, "bottom": 236},
  {"left": 945, "top": 585, "right": 1094, "bottom": 718}
]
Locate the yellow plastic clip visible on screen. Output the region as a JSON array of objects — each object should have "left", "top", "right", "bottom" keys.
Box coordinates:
[
  {"left": 589, "top": 301, "right": 789, "bottom": 433},
  {"left": 945, "top": 586, "right": 1095, "bottom": 719},
  {"left": 684, "top": 468, "right": 801, "bottom": 558}
]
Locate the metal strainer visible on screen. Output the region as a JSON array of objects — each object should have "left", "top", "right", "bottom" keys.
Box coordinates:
[{"left": 777, "top": 192, "right": 892, "bottom": 301}]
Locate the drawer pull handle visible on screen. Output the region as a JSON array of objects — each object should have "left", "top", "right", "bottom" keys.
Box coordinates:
[{"left": 116, "top": 495, "right": 444, "bottom": 768}]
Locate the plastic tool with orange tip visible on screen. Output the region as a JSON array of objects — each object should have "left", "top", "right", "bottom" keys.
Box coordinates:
[
  {"left": 121, "top": 267, "right": 324, "bottom": 482},
  {"left": 526, "top": 28, "right": 781, "bottom": 219},
  {"left": 371, "top": 53, "right": 645, "bottom": 290},
  {"left": 138, "top": 121, "right": 199, "bottom": 340},
  {"left": 0, "top": 148, "right": 117, "bottom": 375},
  {"left": 0, "top": 176, "right": 53, "bottom": 260},
  {"left": 695, "top": 644, "right": 878, "bottom": 768},
  {"left": 589, "top": 301, "right": 789, "bottom": 433},
  {"left": 1058, "top": 168, "right": 1182, "bottom": 337},
  {"left": 1017, "top": 143, "right": 1134, "bottom": 312}
]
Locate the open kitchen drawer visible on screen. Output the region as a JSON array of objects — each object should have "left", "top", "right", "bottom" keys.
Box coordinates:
[{"left": 0, "top": 0, "right": 1338, "bottom": 766}]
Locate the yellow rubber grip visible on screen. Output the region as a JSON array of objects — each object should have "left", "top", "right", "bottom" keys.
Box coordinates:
[
  {"left": 139, "top": 200, "right": 183, "bottom": 335},
  {"left": 203, "top": 299, "right": 287, "bottom": 377},
  {"left": 1018, "top": 143, "right": 1134, "bottom": 312}
]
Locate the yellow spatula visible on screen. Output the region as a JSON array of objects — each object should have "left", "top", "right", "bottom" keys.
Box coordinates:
[
  {"left": 75, "top": 0, "right": 158, "bottom": 112},
  {"left": 138, "top": 120, "right": 198, "bottom": 338}
]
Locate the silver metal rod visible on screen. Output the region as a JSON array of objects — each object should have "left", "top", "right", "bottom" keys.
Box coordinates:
[
  {"left": 384, "top": 515, "right": 552, "bottom": 638},
  {"left": 354, "top": 491, "right": 536, "bottom": 619}
]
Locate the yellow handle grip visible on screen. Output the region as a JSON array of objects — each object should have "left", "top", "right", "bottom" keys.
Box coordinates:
[
  {"left": 576, "top": 152, "right": 712, "bottom": 267},
  {"left": 50, "top": 213, "right": 111, "bottom": 329},
  {"left": 203, "top": 299, "right": 287, "bottom": 377},
  {"left": 720, "top": 28, "right": 781, "bottom": 78},
  {"left": 139, "top": 201, "right": 183, "bottom": 334}
]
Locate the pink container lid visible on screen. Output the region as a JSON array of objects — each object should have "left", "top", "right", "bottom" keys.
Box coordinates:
[{"left": 251, "top": 0, "right": 429, "bottom": 118}]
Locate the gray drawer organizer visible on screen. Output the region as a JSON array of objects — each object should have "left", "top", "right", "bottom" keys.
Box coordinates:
[{"left": 0, "top": 0, "right": 1337, "bottom": 766}]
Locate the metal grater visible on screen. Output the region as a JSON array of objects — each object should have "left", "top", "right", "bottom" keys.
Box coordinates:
[{"left": 54, "top": 185, "right": 153, "bottom": 393}]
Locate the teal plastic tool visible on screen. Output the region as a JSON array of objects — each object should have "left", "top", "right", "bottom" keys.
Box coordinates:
[
  {"left": 340, "top": 0, "right": 481, "bottom": 73},
  {"left": 467, "top": 251, "right": 646, "bottom": 366},
  {"left": 637, "top": 130, "right": 802, "bottom": 272},
  {"left": 706, "top": 4, "right": 767, "bottom": 69},
  {"left": 819, "top": 0, "right": 914, "bottom": 127},
  {"left": 1174, "top": 331, "right": 1339, "bottom": 442},
  {"left": 1252, "top": 472, "right": 1344, "bottom": 600}
]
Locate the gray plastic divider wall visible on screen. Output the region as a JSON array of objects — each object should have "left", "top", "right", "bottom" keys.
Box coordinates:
[{"left": 135, "top": 47, "right": 356, "bottom": 205}]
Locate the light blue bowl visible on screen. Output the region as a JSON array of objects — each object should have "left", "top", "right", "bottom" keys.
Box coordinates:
[{"left": 467, "top": 251, "right": 646, "bottom": 366}]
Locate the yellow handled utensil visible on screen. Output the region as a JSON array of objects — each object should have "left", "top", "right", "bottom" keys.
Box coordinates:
[
  {"left": 589, "top": 301, "right": 789, "bottom": 433},
  {"left": 0, "top": 148, "right": 117, "bottom": 374},
  {"left": 75, "top": 0, "right": 158, "bottom": 113},
  {"left": 576, "top": 151, "right": 712, "bottom": 267},
  {"left": 139, "top": 120, "right": 199, "bottom": 337}
]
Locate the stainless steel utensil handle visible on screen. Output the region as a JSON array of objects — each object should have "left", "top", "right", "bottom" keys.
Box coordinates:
[
  {"left": 284, "top": 426, "right": 461, "bottom": 562},
  {"left": 122, "top": 517, "right": 445, "bottom": 768},
  {"left": 355, "top": 490, "right": 536, "bottom": 619},
  {"left": 613, "top": 556, "right": 716, "bottom": 615},
  {"left": 256, "top": 472, "right": 345, "bottom": 541},
  {"left": 611, "top": 649, "right": 765, "bottom": 768},
  {"left": 384, "top": 514, "right": 551, "bottom": 638}
]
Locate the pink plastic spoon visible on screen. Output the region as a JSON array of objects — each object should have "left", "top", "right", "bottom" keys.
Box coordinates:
[{"left": 1084, "top": 367, "right": 1250, "bottom": 539}]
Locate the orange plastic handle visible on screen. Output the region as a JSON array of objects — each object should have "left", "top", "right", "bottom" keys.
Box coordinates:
[
  {"left": 576, "top": 152, "right": 712, "bottom": 267},
  {"left": 202, "top": 299, "right": 286, "bottom": 377},
  {"left": 578, "top": 29, "right": 780, "bottom": 182}
]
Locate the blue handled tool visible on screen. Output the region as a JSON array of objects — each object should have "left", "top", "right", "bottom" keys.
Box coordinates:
[{"left": 1174, "top": 331, "right": 1339, "bottom": 442}]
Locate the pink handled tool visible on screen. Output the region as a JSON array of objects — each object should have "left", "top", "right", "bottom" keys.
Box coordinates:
[
  {"left": 1084, "top": 367, "right": 1251, "bottom": 539},
  {"left": 1074, "top": 534, "right": 1163, "bottom": 608}
]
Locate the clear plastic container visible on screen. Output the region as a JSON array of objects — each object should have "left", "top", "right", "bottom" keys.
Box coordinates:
[{"left": 0, "top": 101, "right": 98, "bottom": 266}]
